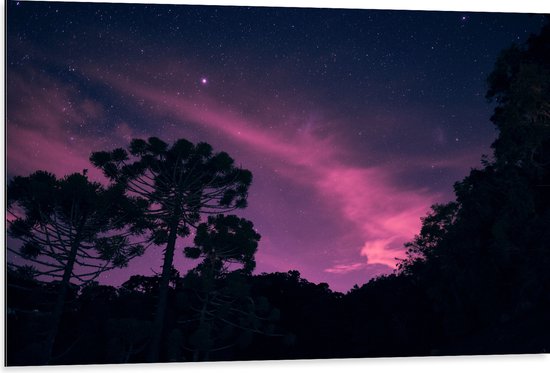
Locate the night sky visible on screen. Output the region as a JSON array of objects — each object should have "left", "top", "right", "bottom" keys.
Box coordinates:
[{"left": 6, "top": 1, "right": 548, "bottom": 292}]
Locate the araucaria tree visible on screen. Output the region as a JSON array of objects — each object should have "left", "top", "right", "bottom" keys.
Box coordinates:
[
  {"left": 183, "top": 214, "right": 270, "bottom": 361},
  {"left": 184, "top": 214, "right": 260, "bottom": 278},
  {"left": 6, "top": 171, "right": 146, "bottom": 364},
  {"left": 90, "top": 137, "right": 253, "bottom": 362}
]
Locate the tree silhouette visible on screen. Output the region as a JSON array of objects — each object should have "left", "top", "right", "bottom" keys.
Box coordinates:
[
  {"left": 397, "top": 202, "right": 458, "bottom": 276},
  {"left": 487, "top": 21, "right": 550, "bottom": 171},
  {"left": 6, "top": 16, "right": 550, "bottom": 369},
  {"left": 184, "top": 214, "right": 260, "bottom": 277},
  {"left": 90, "top": 137, "right": 252, "bottom": 362},
  {"left": 395, "top": 20, "right": 550, "bottom": 350},
  {"left": 247, "top": 270, "right": 341, "bottom": 359},
  {"left": 182, "top": 214, "right": 266, "bottom": 361},
  {"left": 6, "top": 171, "right": 146, "bottom": 364}
]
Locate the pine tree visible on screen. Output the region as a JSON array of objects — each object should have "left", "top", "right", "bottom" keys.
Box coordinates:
[
  {"left": 90, "top": 137, "right": 252, "bottom": 362},
  {"left": 7, "top": 171, "right": 146, "bottom": 364}
]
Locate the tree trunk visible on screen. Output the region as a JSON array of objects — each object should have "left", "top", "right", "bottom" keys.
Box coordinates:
[
  {"left": 43, "top": 237, "right": 80, "bottom": 364},
  {"left": 147, "top": 220, "right": 179, "bottom": 362},
  {"left": 193, "top": 293, "right": 210, "bottom": 362}
]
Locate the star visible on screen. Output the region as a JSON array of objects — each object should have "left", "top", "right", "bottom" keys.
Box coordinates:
[{"left": 200, "top": 77, "right": 208, "bottom": 85}]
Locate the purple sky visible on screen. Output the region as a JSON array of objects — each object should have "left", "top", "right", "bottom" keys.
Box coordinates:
[{"left": 6, "top": 1, "right": 547, "bottom": 291}]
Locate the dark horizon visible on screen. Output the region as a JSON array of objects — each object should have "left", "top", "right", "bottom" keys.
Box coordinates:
[
  {"left": 6, "top": 1, "right": 550, "bottom": 367},
  {"left": 6, "top": 1, "right": 547, "bottom": 292}
]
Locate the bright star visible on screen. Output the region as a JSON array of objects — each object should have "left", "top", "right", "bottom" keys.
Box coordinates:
[{"left": 200, "top": 77, "right": 208, "bottom": 85}]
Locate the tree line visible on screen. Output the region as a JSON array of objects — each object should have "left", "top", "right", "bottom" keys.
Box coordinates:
[{"left": 6, "top": 20, "right": 550, "bottom": 365}]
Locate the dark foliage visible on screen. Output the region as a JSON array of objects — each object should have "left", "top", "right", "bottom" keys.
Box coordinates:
[
  {"left": 6, "top": 19, "right": 550, "bottom": 366},
  {"left": 392, "top": 20, "right": 550, "bottom": 355},
  {"left": 6, "top": 171, "right": 146, "bottom": 364},
  {"left": 90, "top": 137, "right": 253, "bottom": 362}
]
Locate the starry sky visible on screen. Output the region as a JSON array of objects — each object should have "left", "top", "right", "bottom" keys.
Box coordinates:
[{"left": 6, "top": 1, "right": 548, "bottom": 292}]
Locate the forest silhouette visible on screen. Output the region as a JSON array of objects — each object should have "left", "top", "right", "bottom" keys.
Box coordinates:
[{"left": 6, "top": 20, "right": 550, "bottom": 366}]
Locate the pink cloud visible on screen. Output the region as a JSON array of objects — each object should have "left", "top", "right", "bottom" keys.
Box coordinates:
[
  {"left": 96, "top": 69, "right": 437, "bottom": 271},
  {"left": 106, "top": 79, "right": 339, "bottom": 169},
  {"left": 7, "top": 60, "right": 472, "bottom": 287},
  {"left": 114, "top": 122, "right": 137, "bottom": 143},
  {"left": 315, "top": 166, "right": 433, "bottom": 267},
  {"left": 359, "top": 239, "right": 401, "bottom": 267},
  {"left": 8, "top": 69, "right": 103, "bottom": 131},
  {"left": 7, "top": 123, "right": 100, "bottom": 179},
  {"left": 7, "top": 69, "right": 133, "bottom": 183},
  {"left": 324, "top": 262, "right": 367, "bottom": 274}
]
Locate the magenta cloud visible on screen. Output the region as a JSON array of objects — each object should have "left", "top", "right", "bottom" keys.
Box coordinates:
[
  {"left": 94, "top": 65, "right": 440, "bottom": 271},
  {"left": 7, "top": 58, "right": 479, "bottom": 291}
]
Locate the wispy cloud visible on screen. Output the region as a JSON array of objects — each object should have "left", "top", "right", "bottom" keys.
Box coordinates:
[
  {"left": 94, "top": 64, "right": 438, "bottom": 269},
  {"left": 324, "top": 262, "right": 367, "bottom": 274},
  {"left": 7, "top": 57, "right": 474, "bottom": 290},
  {"left": 7, "top": 68, "right": 137, "bottom": 181}
]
